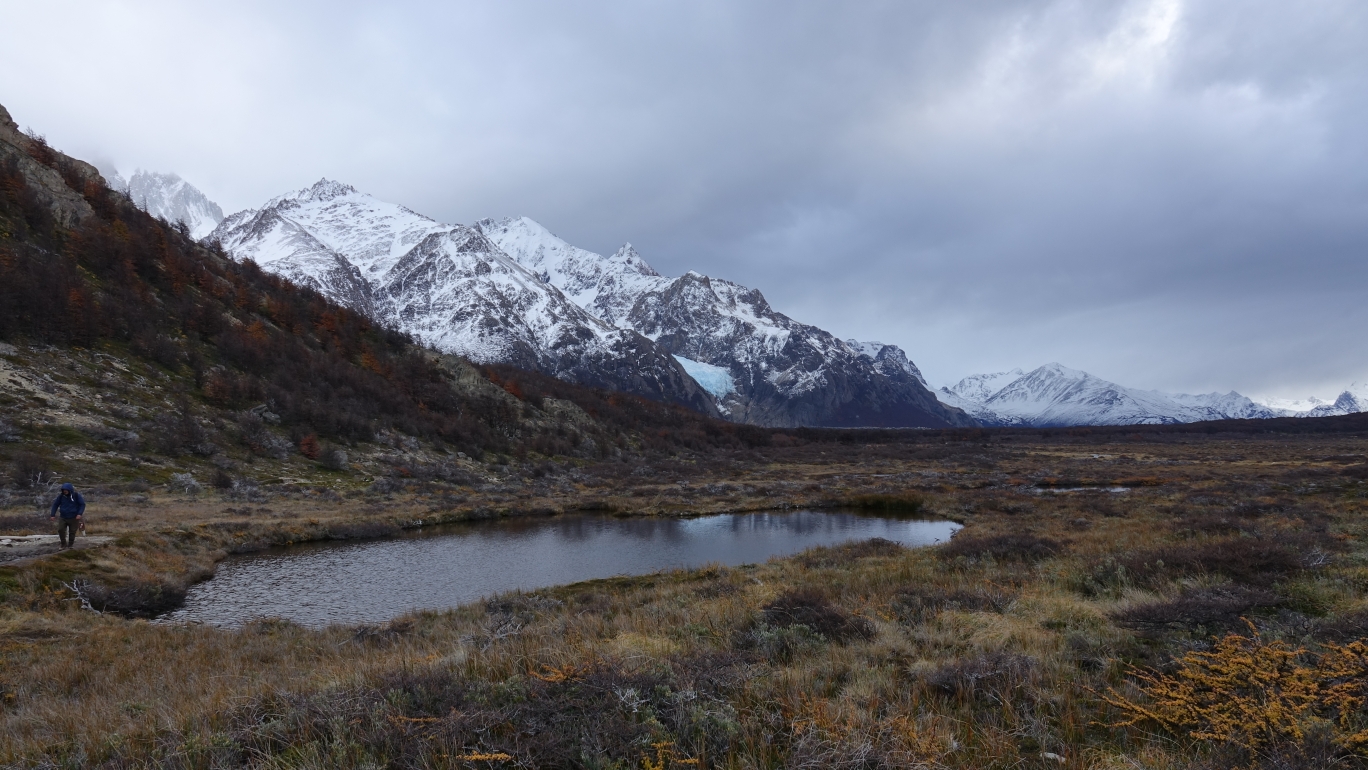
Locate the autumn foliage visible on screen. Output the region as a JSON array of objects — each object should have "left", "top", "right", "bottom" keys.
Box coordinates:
[{"left": 1105, "top": 626, "right": 1368, "bottom": 754}]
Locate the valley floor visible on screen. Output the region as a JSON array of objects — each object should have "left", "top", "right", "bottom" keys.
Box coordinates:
[{"left": 2, "top": 432, "right": 1367, "bottom": 768}]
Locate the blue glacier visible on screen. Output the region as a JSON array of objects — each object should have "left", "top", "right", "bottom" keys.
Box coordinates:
[{"left": 673, "top": 355, "right": 735, "bottom": 398}]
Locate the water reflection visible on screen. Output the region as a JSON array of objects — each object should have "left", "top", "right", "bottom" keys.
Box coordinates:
[{"left": 161, "top": 510, "right": 958, "bottom": 628}]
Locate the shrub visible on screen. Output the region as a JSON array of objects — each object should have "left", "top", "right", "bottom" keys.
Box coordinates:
[
  {"left": 0, "top": 512, "right": 44, "bottom": 534},
  {"left": 796, "top": 537, "right": 905, "bottom": 568},
  {"left": 5, "top": 449, "right": 56, "bottom": 488},
  {"left": 1113, "top": 538, "right": 1306, "bottom": 589},
  {"left": 210, "top": 469, "right": 234, "bottom": 490},
  {"left": 1111, "top": 587, "right": 1283, "bottom": 637},
  {"left": 892, "top": 585, "right": 1015, "bottom": 624},
  {"left": 1313, "top": 610, "right": 1368, "bottom": 644},
  {"left": 940, "top": 533, "right": 1062, "bottom": 562},
  {"left": 921, "top": 651, "right": 1036, "bottom": 703},
  {"left": 758, "top": 589, "right": 874, "bottom": 644},
  {"left": 1104, "top": 630, "right": 1368, "bottom": 754},
  {"left": 169, "top": 473, "right": 202, "bottom": 495},
  {"left": 319, "top": 446, "right": 349, "bottom": 470}
]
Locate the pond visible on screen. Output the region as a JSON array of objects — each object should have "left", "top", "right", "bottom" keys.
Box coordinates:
[{"left": 160, "top": 510, "right": 959, "bottom": 628}]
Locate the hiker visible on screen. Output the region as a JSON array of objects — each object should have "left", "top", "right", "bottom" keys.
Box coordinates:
[{"left": 49, "top": 483, "right": 85, "bottom": 549}]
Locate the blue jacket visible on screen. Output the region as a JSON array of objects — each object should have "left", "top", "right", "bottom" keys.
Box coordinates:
[{"left": 50, "top": 485, "right": 85, "bottom": 519}]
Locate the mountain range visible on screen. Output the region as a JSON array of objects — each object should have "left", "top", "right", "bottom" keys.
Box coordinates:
[
  {"left": 473, "top": 216, "right": 962, "bottom": 427},
  {"left": 206, "top": 182, "right": 969, "bottom": 428},
  {"left": 937, "top": 364, "right": 1368, "bottom": 427},
  {"left": 108, "top": 167, "right": 1363, "bottom": 431}
]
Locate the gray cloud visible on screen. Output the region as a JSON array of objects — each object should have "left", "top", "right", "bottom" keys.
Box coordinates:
[{"left": 2, "top": 0, "right": 1365, "bottom": 399}]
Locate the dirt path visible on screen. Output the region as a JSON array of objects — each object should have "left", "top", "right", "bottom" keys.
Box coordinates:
[{"left": 0, "top": 534, "right": 113, "bottom": 565}]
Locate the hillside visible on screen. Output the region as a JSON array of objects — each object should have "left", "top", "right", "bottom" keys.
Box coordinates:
[{"left": 0, "top": 102, "right": 778, "bottom": 511}]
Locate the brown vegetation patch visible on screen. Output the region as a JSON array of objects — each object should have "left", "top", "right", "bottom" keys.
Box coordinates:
[
  {"left": 1313, "top": 609, "right": 1368, "bottom": 644},
  {"left": 760, "top": 589, "right": 875, "bottom": 643},
  {"left": 1113, "top": 538, "right": 1308, "bottom": 588},
  {"left": 323, "top": 521, "right": 401, "bottom": 540},
  {"left": 1111, "top": 587, "right": 1284, "bottom": 637},
  {"left": 796, "top": 537, "right": 906, "bottom": 568},
  {"left": 844, "top": 493, "right": 925, "bottom": 514},
  {"left": 1172, "top": 512, "right": 1259, "bottom": 538},
  {"left": 0, "top": 513, "right": 44, "bottom": 535},
  {"left": 892, "top": 585, "right": 1016, "bottom": 624},
  {"left": 940, "top": 533, "right": 1062, "bottom": 562},
  {"left": 921, "top": 652, "right": 1037, "bottom": 704},
  {"left": 91, "top": 656, "right": 745, "bottom": 768}
]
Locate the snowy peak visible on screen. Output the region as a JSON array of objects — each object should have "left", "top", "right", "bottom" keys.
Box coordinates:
[
  {"left": 940, "top": 364, "right": 1281, "bottom": 426},
  {"left": 477, "top": 218, "right": 670, "bottom": 327},
  {"left": 846, "top": 340, "right": 928, "bottom": 386},
  {"left": 1250, "top": 381, "right": 1368, "bottom": 418},
  {"left": 212, "top": 180, "right": 450, "bottom": 280},
  {"left": 300, "top": 178, "right": 358, "bottom": 203},
  {"left": 210, "top": 189, "right": 719, "bottom": 417},
  {"left": 1304, "top": 382, "right": 1368, "bottom": 417},
  {"left": 118, "top": 170, "right": 225, "bottom": 240},
  {"left": 945, "top": 369, "right": 1025, "bottom": 404},
  {"left": 480, "top": 217, "right": 967, "bottom": 427}
]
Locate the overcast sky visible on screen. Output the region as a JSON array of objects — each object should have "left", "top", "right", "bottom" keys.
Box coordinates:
[{"left": 2, "top": 0, "right": 1365, "bottom": 399}]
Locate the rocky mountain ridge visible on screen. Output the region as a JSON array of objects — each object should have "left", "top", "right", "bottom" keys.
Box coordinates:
[
  {"left": 208, "top": 181, "right": 719, "bottom": 417},
  {"left": 209, "top": 189, "right": 969, "bottom": 428},
  {"left": 477, "top": 216, "right": 971, "bottom": 428},
  {"left": 98, "top": 167, "right": 224, "bottom": 239}
]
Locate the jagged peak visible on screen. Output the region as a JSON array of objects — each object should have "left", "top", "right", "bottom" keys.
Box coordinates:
[
  {"left": 264, "top": 178, "right": 359, "bottom": 209},
  {"left": 304, "top": 178, "right": 358, "bottom": 201}
]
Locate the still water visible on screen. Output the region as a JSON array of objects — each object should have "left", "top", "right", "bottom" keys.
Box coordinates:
[{"left": 161, "top": 510, "right": 959, "bottom": 628}]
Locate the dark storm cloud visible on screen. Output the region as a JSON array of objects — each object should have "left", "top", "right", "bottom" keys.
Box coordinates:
[{"left": 2, "top": 0, "right": 1365, "bottom": 398}]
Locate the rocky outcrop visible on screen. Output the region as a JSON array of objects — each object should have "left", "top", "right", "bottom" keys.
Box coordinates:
[{"left": 0, "top": 104, "right": 102, "bottom": 230}]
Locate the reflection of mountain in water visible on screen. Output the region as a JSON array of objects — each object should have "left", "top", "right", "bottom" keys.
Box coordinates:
[{"left": 165, "top": 511, "right": 959, "bottom": 627}]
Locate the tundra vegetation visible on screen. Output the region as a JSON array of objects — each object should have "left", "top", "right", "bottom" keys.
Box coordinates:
[
  {"left": 2, "top": 102, "right": 1368, "bottom": 768},
  {"left": 2, "top": 423, "right": 1367, "bottom": 769}
]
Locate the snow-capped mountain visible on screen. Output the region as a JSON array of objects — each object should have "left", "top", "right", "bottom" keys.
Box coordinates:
[
  {"left": 1302, "top": 383, "right": 1368, "bottom": 417},
  {"left": 1256, "top": 396, "right": 1333, "bottom": 414},
  {"left": 944, "top": 370, "right": 1025, "bottom": 406},
  {"left": 207, "top": 181, "right": 718, "bottom": 416},
  {"left": 478, "top": 216, "right": 971, "bottom": 428},
  {"left": 845, "top": 340, "right": 929, "bottom": 386},
  {"left": 939, "top": 363, "right": 1282, "bottom": 426},
  {"left": 118, "top": 170, "right": 225, "bottom": 239}
]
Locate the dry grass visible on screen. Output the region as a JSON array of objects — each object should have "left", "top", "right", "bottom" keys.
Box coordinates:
[{"left": 0, "top": 432, "right": 1365, "bottom": 767}]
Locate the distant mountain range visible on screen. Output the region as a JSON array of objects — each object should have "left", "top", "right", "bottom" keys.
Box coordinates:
[
  {"left": 205, "top": 181, "right": 969, "bottom": 428},
  {"left": 937, "top": 364, "right": 1368, "bottom": 426}
]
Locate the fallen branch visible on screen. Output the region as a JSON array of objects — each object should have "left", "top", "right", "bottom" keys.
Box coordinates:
[{"left": 60, "top": 579, "right": 102, "bottom": 614}]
